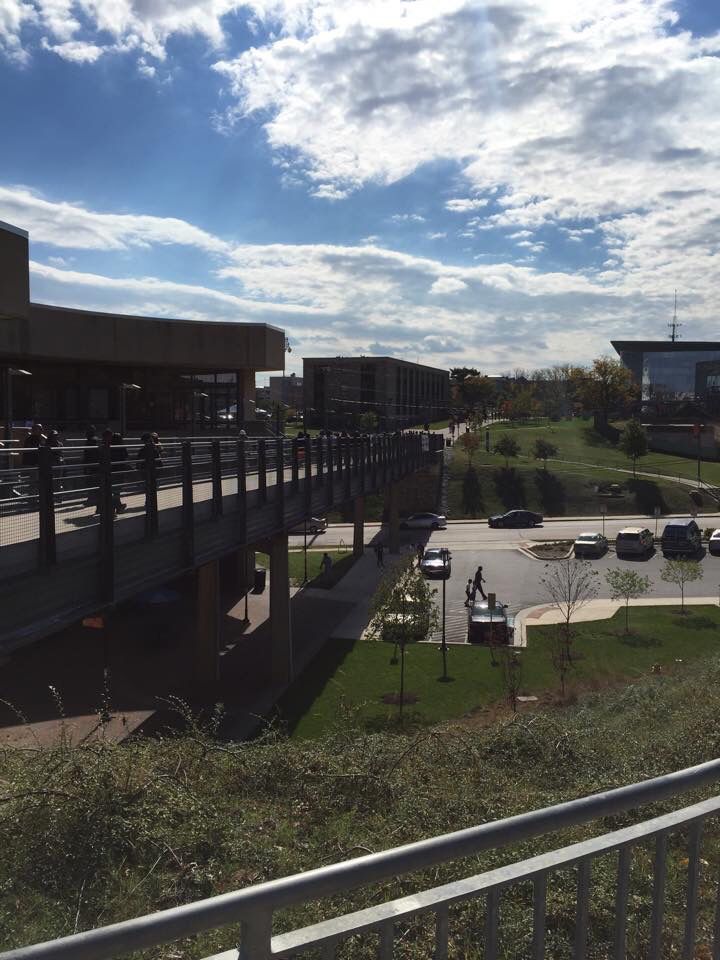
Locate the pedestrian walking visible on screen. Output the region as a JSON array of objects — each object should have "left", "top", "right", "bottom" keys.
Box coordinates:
[
  {"left": 320, "top": 551, "right": 333, "bottom": 581},
  {"left": 48, "top": 428, "right": 65, "bottom": 490},
  {"left": 464, "top": 578, "right": 476, "bottom": 607},
  {"left": 473, "top": 564, "right": 487, "bottom": 600},
  {"left": 416, "top": 542, "right": 424, "bottom": 564},
  {"left": 375, "top": 542, "right": 385, "bottom": 568}
]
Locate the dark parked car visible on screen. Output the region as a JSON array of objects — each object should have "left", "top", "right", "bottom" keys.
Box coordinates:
[
  {"left": 488, "top": 509, "right": 543, "bottom": 529},
  {"left": 661, "top": 519, "right": 701, "bottom": 556}
]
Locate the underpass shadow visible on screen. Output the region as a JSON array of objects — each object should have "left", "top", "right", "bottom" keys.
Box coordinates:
[
  {"left": 274, "top": 638, "right": 356, "bottom": 734},
  {"left": 534, "top": 469, "right": 566, "bottom": 515},
  {"left": 493, "top": 468, "right": 525, "bottom": 510},
  {"left": 462, "top": 467, "right": 484, "bottom": 515}
]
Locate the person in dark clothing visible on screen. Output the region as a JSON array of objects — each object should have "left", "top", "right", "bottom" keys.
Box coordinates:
[
  {"left": 109, "top": 433, "right": 129, "bottom": 514},
  {"left": 21, "top": 423, "right": 47, "bottom": 469},
  {"left": 47, "top": 428, "right": 65, "bottom": 490},
  {"left": 473, "top": 565, "right": 487, "bottom": 600},
  {"left": 375, "top": 542, "right": 385, "bottom": 568},
  {"left": 94, "top": 430, "right": 127, "bottom": 515},
  {"left": 82, "top": 426, "right": 101, "bottom": 507}
]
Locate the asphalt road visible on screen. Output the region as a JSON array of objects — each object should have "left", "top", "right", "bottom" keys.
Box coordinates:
[
  {"left": 297, "top": 520, "right": 720, "bottom": 644},
  {"left": 295, "top": 515, "right": 720, "bottom": 551}
]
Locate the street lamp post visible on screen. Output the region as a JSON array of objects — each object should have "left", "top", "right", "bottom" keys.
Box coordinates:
[
  {"left": 440, "top": 547, "right": 450, "bottom": 680},
  {"left": 119, "top": 383, "right": 141, "bottom": 437},
  {"left": 4, "top": 368, "right": 31, "bottom": 442}
]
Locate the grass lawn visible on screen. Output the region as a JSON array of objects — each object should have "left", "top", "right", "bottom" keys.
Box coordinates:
[
  {"left": 485, "top": 416, "right": 720, "bottom": 486},
  {"left": 256, "top": 549, "right": 356, "bottom": 587},
  {"left": 277, "top": 606, "right": 720, "bottom": 737},
  {"left": 448, "top": 455, "right": 695, "bottom": 519}
]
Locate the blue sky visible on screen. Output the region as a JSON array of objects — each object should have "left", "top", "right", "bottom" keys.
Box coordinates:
[{"left": 1, "top": 0, "right": 719, "bottom": 381}]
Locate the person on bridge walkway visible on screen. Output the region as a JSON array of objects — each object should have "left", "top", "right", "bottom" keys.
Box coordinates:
[{"left": 473, "top": 565, "right": 487, "bottom": 600}]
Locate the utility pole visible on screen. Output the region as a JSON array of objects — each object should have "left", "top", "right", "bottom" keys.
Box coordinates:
[{"left": 668, "top": 289, "right": 682, "bottom": 342}]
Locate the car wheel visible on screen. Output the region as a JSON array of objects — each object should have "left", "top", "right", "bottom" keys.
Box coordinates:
[{"left": 432, "top": 522, "right": 439, "bottom": 530}]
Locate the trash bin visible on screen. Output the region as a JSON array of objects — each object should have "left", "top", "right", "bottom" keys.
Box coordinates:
[
  {"left": 253, "top": 567, "right": 267, "bottom": 593},
  {"left": 445, "top": 437, "right": 452, "bottom": 447}
]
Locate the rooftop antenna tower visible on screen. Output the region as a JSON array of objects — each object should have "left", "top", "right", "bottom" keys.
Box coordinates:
[{"left": 668, "top": 289, "right": 681, "bottom": 342}]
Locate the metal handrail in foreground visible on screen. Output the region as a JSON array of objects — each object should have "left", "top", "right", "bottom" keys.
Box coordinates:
[{"left": 3, "top": 758, "right": 720, "bottom": 960}]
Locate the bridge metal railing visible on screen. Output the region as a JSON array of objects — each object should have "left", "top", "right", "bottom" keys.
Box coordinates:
[
  {"left": 0, "top": 432, "right": 442, "bottom": 580},
  {"left": 3, "top": 758, "right": 720, "bottom": 960}
]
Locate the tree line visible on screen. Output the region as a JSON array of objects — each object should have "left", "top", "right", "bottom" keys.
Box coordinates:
[{"left": 450, "top": 357, "right": 637, "bottom": 424}]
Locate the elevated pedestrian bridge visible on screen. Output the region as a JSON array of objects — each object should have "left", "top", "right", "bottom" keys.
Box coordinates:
[{"left": 0, "top": 433, "right": 442, "bottom": 652}]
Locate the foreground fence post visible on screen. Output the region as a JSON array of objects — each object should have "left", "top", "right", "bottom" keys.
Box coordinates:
[
  {"left": 276, "top": 436, "right": 285, "bottom": 526},
  {"left": 211, "top": 440, "right": 223, "bottom": 517},
  {"left": 237, "top": 438, "right": 247, "bottom": 544},
  {"left": 182, "top": 441, "right": 194, "bottom": 566},
  {"left": 258, "top": 439, "right": 267, "bottom": 502},
  {"left": 37, "top": 445, "right": 56, "bottom": 567},
  {"left": 98, "top": 446, "right": 114, "bottom": 601},
  {"left": 144, "top": 454, "right": 159, "bottom": 540}
]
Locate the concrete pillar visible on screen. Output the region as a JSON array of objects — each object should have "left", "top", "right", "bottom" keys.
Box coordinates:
[
  {"left": 387, "top": 483, "right": 400, "bottom": 554},
  {"left": 353, "top": 495, "right": 365, "bottom": 558},
  {"left": 269, "top": 531, "right": 293, "bottom": 689},
  {"left": 194, "top": 559, "right": 220, "bottom": 697}
]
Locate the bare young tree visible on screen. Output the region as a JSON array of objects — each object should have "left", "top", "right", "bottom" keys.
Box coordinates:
[
  {"left": 499, "top": 647, "right": 523, "bottom": 713},
  {"left": 540, "top": 559, "right": 598, "bottom": 695},
  {"left": 367, "top": 557, "right": 439, "bottom": 718},
  {"left": 660, "top": 559, "right": 703, "bottom": 614},
  {"left": 605, "top": 568, "right": 652, "bottom": 633}
]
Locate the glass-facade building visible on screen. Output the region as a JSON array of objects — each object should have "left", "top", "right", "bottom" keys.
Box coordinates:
[{"left": 612, "top": 341, "right": 720, "bottom": 403}]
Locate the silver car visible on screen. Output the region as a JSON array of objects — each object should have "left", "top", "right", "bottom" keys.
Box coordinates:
[
  {"left": 401, "top": 512, "right": 447, "bottom": 530},
  {"left": 419, "top": 548, "right": 451, "bottom": 579},
  {"left": 288, "top": 516, "right": 328, "bottom": 535}
]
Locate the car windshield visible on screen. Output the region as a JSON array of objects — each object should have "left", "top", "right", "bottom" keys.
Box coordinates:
[
  {"left": 663, "top": 527, "right": 686, "bottom": 539},
  {"left": 577, "top": 536, "right": 598, "bottom": 542},
  {"left": 618, "top": 532, "right": 639, "bottom": 540},
  {"left": 424, "top": 549, "right": 442, "bottom": 559}
]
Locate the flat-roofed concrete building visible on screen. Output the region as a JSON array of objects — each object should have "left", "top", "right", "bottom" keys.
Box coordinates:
[
  {"left": 303, "top": 355, "right": 449, "bottom": 430},
  {"left": 0, "top": 222, "right": 285, "bottom": 436},
  {"left": 269, "top": 374, "right": 304, "bottom": 409}
]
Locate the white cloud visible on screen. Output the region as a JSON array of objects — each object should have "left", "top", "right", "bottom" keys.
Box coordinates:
[
  {"left": 429, "top": 277, "right": 467, "bottom": 295},
  {"left": 426, "top": 231, "right": 446, "bottom": 240},
  {"left": 445, "top": 198, "right": 488, "bottom": 213},
  {"left": 389, "top": 213, "right": 426, "bottom": 223},
  {"left": 0, "top": 185, "right": 230, "bottom": 253},
  {"left": 40, "top": 38, "right": 104, "bottom": 62}
]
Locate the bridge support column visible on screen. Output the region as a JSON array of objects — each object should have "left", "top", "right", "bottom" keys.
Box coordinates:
[
  {"left": 194, "top": 559, "right": 220, "bottom": 698},
  {"left": 387, "top": 483, "right": 400, "bottom": 554},
  {"left": 269, "top": 532, "right": 293, "bottom": 689},
  {"left": 353, "top": 496, "right": 365, "bottom": 558}
]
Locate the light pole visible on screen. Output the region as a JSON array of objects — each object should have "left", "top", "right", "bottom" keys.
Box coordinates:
[
  {"left": 4, "top": 368, "right": 31, "bottom": 442},
  {"left": 119, "top": 383, "right": 141, "bottom": 437},
  {"left": 440, "top": 547, "right": 450, "bottom": 680}
]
